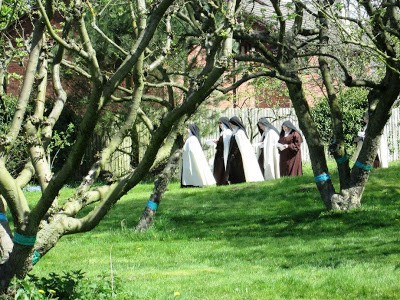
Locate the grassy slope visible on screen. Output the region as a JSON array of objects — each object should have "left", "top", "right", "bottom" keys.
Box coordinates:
[{"left": 30, "top": 161, "right": 400, "bottom": 299}]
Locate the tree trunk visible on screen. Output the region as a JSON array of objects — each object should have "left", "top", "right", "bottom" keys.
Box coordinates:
[
  {"left": 136, "top": 149, "right": 182, "bottom": 231},
  {"left": 0, "top": 220, "right": 13, "bottom": 265},
  {"left": 285, "top": 80, "right": 336, "bottom": 209},
  {"left": 0, "top": 198, "right": 13, "bottom": 265},
  {"left": 0, "top": 244, "right": 33, "bottom": 293},
  {"left": 330, "top": 186, "right": 363, "bottom": 210}
]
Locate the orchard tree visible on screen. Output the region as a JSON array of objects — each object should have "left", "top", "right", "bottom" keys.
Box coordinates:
[
  {"left": 229, "top": 0, "right": 400, "bottom": 209},
  {"left": 0, "top": 0, "right": 239, "bottom": 292}
]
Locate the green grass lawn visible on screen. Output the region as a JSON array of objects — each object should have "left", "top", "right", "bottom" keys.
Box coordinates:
[{"left": 29, "top": 161, "right": 400, "bottom": 299}]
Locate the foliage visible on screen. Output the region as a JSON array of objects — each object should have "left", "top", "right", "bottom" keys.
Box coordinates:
[
  {"left": 0, "top": 95, "right": 16, "bottom": 130},
  {"left": 311, "top": 87, "right": 368, "bottom": 150},
  {"left": 47, "top": 123, "right": 75, "bottom": 171},
  {"left": 248, "top": 72, "right": 290, "bottom": 108},
  {"left": 30, "top": 162, "right": 400, "bottom": 299},
  {"left": 12, "top": 270, "right": 116, "bottom": 300},
  {"left": 0, "top": 95, "right": 29, "bottom": 176},
  {"left": 0, "top": 0, "right": 31, "bottom": 29}
]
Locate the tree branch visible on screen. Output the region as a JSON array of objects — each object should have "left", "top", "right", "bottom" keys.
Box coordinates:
[
  {"left": 86, "top": 0, "right": 129, "bottom": 56},
  {"left": 218, "top": 71, "right": 276, "bottom": 93},
  {"left": 270, "top": 0, "right": 286, "bottom": 59},
  {"left": 37, "top": 0, "right": 89, "bottom": 59},
  {"left": 147, "top": 15, "right": 172, "bottom": 72},
  {"left": 0, "top": 17, "right": 45, "bottom": 157},
  {"left": 104, "top": 0, "right": 176, "bottom": 99}
]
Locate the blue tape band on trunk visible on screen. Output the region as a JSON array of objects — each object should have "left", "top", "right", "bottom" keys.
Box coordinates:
[
  {"left": 0, "top": 212, "right": 8, "bottom": 222},
  {"left": 146, "top": 200, "right": 158, "bottom": 211},
  {"left": 355, "top": 160, "right": 372, "bottom": 171},
  {"left": 13, "top": 232, "right": 37, "bottom": 246},
  {"left": 32, "top": 249, "right": 41, "bottom": 265},
  {"left": 336, "top": 155, "right": 349, "bottom": 164},
  {"left": 315, "top": 173, "right": 331, "bottom": 182}
]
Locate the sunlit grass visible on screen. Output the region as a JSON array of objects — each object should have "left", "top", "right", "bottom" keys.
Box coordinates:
[{"left": 29, "top": 161, "right": 400, "bottom": 299}]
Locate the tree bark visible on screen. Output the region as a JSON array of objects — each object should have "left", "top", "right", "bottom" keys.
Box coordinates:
[
  {"left": 0, "top": 215, "right": 12, "bottom": 265},
  {"left": 136, "top": 149, "right": 182, "bottom": 231},
  {"left": 0, "top": 244, "right": 33, "bottom": 293}
]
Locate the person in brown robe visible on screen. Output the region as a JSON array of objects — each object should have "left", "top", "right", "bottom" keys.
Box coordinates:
[
  {"left": 213, "top": 117, "right": 232, "bottom": 185},
  {"left": 277, "top": 120, "right": 303, "bottom": 176}
]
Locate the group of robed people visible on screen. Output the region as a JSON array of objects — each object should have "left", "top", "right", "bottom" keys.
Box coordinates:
[{"left": 181, "top": 116, "right": 303, "bottom": 188}]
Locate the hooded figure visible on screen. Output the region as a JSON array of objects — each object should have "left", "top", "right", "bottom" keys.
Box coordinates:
[
  {"left": 255, "top": 118, "right": 280, "bottom": 180},
  {"left": 225, "top": 116, "right": 264, "bottom": 184},
  {"left": 188, "top": 123, "right": 201, "bottom": 143},
  {"left": 277, "top": 120, "right": 303, "bottom": 176},
  {"left": 181, "top": 124, "right": 216, "bottom": 187},
  {"left": 213, "top": 117, "right": 233, "bottom": 185},
  {"left": 351, "top": 112, "right": 389, "bottom": 168}
]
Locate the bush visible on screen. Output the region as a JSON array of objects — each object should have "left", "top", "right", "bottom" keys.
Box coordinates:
[
  {"left": 9, "top": 270, "right": 118, "bottom": 300},
  {"left": 311, "top": 87, "right": 368, "bottom": 151}
]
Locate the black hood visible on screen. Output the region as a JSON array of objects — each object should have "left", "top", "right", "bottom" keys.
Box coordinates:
[
  {"left": 257, "top": 117, "right": 279, "bottom": 135},
  {"left": 229, "top": 116, "right": 246, "bottom": 135},
  {"left": 280, "top": 120, "right": 303, "bottom": 142},
  {"left": 219, "top": 117, "right": 231, "bottom": 132},
  {"left": 188, "top": 123, "right": 201, "bottom": 142}
]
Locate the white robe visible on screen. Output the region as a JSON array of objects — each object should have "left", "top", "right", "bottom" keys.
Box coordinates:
[
  {"left": 351, "top": 126, "right": 389, "bottom": 168},
  {"left": 378, "top": 133, "right": 389, "bottom": 168},
  {"left": 221, "top": 127, "right": 233, "bottom": 170},
  {"left": 256, "top": 129, "right": 280, "bottom": 180},
  {"left": 181, "top": 135, "right": 216, "bottom": 187},
  {"left": 234, "top": 129, "right": 264, "bottom": 182}
]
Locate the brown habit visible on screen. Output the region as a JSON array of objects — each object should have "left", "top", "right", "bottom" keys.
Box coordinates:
[{"left": 278, "top": 131, "right": 303, "bottom": 176}]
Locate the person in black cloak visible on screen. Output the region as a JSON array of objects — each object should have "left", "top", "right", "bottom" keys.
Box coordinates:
[
  {"left": 212, "top": 117, "right": 232, "bottom": 185},
  {"left": 225, "top": 116, "right": 263, "bottom": 184},
  {"left": 276, "top": 120, "right": 303, "bottom": 176}
]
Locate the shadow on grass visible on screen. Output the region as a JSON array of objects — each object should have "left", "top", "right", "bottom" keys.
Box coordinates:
[
  {"left": 100, "top": 173, "right": 399, "bottom": 237},
  {"left": 88, "top": 164, "right": 400, "bottom": 269}
]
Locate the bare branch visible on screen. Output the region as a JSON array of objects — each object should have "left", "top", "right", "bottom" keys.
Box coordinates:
[
  {"left": 86, "top": 0, "right": 129, "bottom": 56},
  {"left": 145, "top": 81, "right": 189, "bottom": 93},
  {"left": 218, "top": 71, "right": 276, "bottom": 93},
  {"left": 270, "top": 0, "right": 286, "bottom": 59},
  {"left": 148, "top": 15, "right": 173, "bottom": 71},
  {"left": 61, "top": 59, "right": 92, "bottom": 78}
]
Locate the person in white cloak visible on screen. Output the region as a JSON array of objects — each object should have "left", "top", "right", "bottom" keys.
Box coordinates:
[
  {"left": 181, "top": 124, "right": 216, "bottom": 187},
  {"left": 351, "top": 111, "right": 389, "bottom": 168},
  {"left": 255, "top": 117, "right": 280, "bottom": 180},
  {"left": 226, "top": 116, "right": 264, "bottom": 184}
]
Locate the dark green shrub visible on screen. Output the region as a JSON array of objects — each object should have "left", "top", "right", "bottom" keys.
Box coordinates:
[
  {"left": 11, "top": 270, "right": 117, "bottom": 300},
  {"left": 311, "top": 88, "right": 368, "bottom": 150}
]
